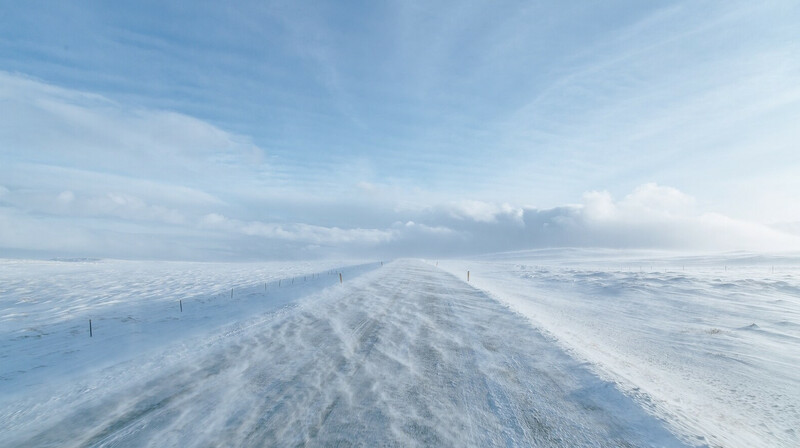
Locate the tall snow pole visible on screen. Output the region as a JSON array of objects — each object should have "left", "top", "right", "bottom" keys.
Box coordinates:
[
  {"left": 467, "top": 271, "right": 470, "bottom": 282},
  {"left": 339, "top": 273, "right": 343, "bottom": 284},
  {"left": 89, "top": 319, "right": 93, "bottom": 337}
]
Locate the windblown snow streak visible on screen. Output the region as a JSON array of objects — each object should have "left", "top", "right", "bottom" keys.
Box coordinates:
[{"left": 1, "top": 260, "right": 686, "bottom": 447}]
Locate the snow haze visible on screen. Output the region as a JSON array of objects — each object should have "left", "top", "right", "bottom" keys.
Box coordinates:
[{"left": 2, "top": 1, "right": 800, "bottom": 260}]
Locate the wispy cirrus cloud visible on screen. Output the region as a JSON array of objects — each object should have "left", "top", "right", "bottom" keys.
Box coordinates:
[{"left": 0, "top": 71, "right": 266, "bottom": 184}]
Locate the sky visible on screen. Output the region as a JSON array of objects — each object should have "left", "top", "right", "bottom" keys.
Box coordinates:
[{"left": 1, "top": 0, "right": 800, "bottom": 260}]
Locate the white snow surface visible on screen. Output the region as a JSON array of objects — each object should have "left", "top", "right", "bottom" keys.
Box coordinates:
[
  {"left": 0, "top": 258, "right": 690, "bottom": 447},
  {"left": 438, "top": 249, "right": 800, "bottom": 448},
  {"left": 0, "top": 258, "right": 375, "bottom": 397}
]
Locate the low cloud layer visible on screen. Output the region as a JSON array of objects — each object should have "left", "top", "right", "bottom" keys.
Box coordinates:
[
  {"left": 2, "top": 180, "right": 798, "bottom": 260},
  {"left": 2, "top": 72, "right": 799, "bottom": 260}
]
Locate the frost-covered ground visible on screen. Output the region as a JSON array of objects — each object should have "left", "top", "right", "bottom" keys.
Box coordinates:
[
  {"left": 0, "top": 258, "right": 377, "bottom": 399},
  {"left": 438, "top": 249, "right": 800, "bottom": 448},
  {"left": 0, "top": 258, "right": 690, "bottom": 447}
]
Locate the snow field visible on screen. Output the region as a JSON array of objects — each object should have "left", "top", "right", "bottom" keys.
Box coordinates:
[
  {"left": 2, "top": 260, "right": 688, "bottom": 447},
  {"left": 437, "top": 250, "right": 800, "bottom": 447},
  {"left": 0, "top": 258, "right": 378, "bottom": 399}
]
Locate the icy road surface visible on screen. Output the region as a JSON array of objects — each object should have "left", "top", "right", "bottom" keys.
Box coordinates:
[{"left": 3, "top": 260, "right": 687, "bottom": 447}]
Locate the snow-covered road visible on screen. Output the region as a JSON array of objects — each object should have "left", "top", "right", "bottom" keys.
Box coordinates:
[{"left": 5, "top": 260, "right": 688, "bottom": 447}]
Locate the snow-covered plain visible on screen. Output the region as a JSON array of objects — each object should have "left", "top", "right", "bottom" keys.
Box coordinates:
[
  {"left": 438, "top": 249, "right": 800, "bottom": 448},
  {"left": 0, "top": 258, "right": 377, "bottom": 399},
  {"left": 2, "top": 252, "right": 795, "bottom": 447},
  {"left": 1, "top": 258, "right": 691, "bottom": 447}
]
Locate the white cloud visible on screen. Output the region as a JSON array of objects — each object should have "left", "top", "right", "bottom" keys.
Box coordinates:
[
  {"left": 200, "top": 213, "right": 394, "bottom": 246},
  {"left": 0, "top": 72, "right": 267, "bottom": 241},
  {"left": 583, "top": 183, "right": 696, "bottom": 222},
  {"left": 582, "top": 190, "right": 616, "bottom": 221},
  {"left": 619, "top": 183, "right": 695, "bottom": 218},
  {"left": 0, "top": 71, "right": 261, "bottom": 215},
  {"left": 398, "top": 220, "right": 455, "bottom": 235},
  {"left": 2, "top": 74, "right": 797, "bottom": 259},
  {"left": 81, "top": 193, "right": 186, "bottom": 225},
  {"left": 57, "top": 190, "right": 75, "bottom": 204},
  {"left": 445, "top": 200, "right": 523, "bottom": 224},
  {"left": 1, "top": 182, "right": 798, "bottom": 259},
  {"left": 567, "top": 184, "right": 797, "bottom": 252},
  {"left": 356, "top": 181, "right": 378, "bottom": 192},
  {"left": 1, "top": 187, "right": 186, "bottom": 226},
  {"left": 0, "top": 72, "right": 264, "bottom": 175}
]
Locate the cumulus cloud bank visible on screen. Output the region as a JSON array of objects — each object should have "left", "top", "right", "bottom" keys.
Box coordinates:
[
  {"left": 383, "top": 184, "right": 800, "bottom": 257},
  {"left": 2, "top": 179, "right": 798, "bottom": 260}
]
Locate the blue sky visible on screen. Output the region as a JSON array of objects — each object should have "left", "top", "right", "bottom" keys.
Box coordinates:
[{"left": 2, "top": 1, "right": 800, "bottom": 259}]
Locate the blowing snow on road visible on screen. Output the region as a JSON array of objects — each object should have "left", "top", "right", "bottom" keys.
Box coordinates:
[{"left": 3, "top": 260, "right": 689, "bottom": 447}]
